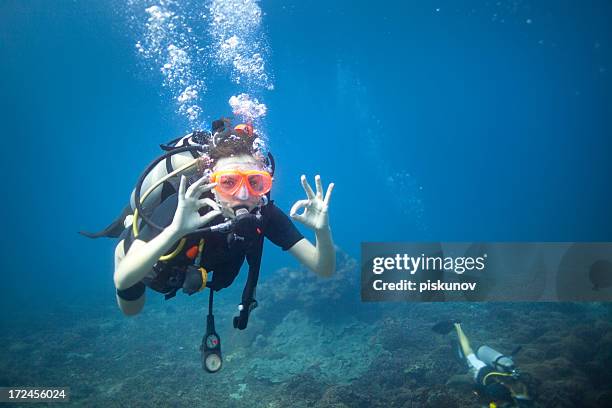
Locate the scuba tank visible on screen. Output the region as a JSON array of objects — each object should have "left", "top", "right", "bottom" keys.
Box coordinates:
[
  {"left": 78, "top": 131, "right": 209, "bottom": 239},
  {"left": 476, "top": 346, "right": 516, "bottom": 373},
  {"left": 129, "top": 131, "right": 209, "bottom": 221}
]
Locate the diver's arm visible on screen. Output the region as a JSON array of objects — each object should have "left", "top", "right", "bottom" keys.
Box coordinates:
[
  {"left": 113, "top": 226, "right": 186, "bottom": 290},
  {"left": 113, "top": 239, "right": 147, "bottom": 315},
  {"left": 289, "top": 175, "right": 336, "bottom": 277},
  {"left": 114, "top": 176, "right": 220, "bottom": 292},
  {"left": 289, "top": 229, "right": 335, "bottom": 278}
]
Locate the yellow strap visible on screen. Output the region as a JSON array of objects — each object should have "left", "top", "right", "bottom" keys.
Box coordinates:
[
  {"left": 198, "top": 268, "right": 208, "bottom": 291},
  {"left": 132, "top": 207, "right": 140, "bottom": 237},
  {"left": 483, "top": 371, "right": 513, "bottom": 385},
  {"left": 132, "top": 158, "right": 199, "bottom": 238},
  {"left": 129, "top": 158, "right": 199, "bottom": 263},
  {"left": 198, "top": 238, "right": 205, "bottom": 253},
  {"left": 158, "top": 238, "right": 187, "bottom": 261},
  {"left": 193, "top": 238, "right": 205, "bottom": 264}
]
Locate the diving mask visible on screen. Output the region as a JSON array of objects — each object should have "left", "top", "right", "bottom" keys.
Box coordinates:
[{"left": 210, "top": 170, "right": 272, "bottom": 197}]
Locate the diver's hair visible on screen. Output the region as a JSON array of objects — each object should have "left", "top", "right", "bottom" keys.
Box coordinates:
[{"left": 208, "top": 130, "right": 261, "bottom": 164}]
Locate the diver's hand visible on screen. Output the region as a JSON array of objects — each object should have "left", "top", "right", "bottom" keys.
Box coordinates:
[
  {"left": 171, "top": 175, "right": 221, "bottom": 235},
  {"left": 290, "top": 175, "right": 334, "bottom": 231}
]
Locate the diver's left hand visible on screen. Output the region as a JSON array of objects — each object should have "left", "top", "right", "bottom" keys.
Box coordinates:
[{"left": 290, "top": 175, "right": 334, "bottom": 231}]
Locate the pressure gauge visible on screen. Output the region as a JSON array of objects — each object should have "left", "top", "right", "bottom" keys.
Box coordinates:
[
  {"left": 204, "top": 352, "right": 222, "bottom": 373},
  {"left": 205, "top": 333, "right": 220, "bottom": 349}
]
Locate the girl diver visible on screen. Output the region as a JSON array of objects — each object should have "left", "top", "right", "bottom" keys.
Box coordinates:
[
  {"left": 85, "top": 119, "right": 336, "bottom": 372},
  {"left": 113, "top": 120, "right": 335, "bottom": 315}
]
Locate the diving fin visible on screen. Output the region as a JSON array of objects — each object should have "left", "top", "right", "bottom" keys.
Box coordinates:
[
  {"left": 432, "top": 320, "right": 461, "bottom": 335},
  {"left": 79, "top": 205, "right": 132, "bottom": 239}
]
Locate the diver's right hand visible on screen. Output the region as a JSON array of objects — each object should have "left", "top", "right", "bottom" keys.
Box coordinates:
[{"left": 171, "top": 175, "right": 222, "bottom": 235}]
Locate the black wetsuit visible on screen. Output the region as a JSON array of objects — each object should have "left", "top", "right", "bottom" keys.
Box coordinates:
[{"left": 117, "top": 194, "right": 303, "bottom": 300}]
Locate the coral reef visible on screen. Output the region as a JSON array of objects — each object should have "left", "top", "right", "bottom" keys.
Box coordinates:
[{"left": 1, "top": 251, "right": 611, "bottom": 407}]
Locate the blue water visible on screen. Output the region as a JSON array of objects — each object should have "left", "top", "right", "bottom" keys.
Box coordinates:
[
  {"left": 1, "top": 1, "right": 612, "bottom": 406},
  {"left": 2, "top": 0, "right": 611, "bottom": 305}
]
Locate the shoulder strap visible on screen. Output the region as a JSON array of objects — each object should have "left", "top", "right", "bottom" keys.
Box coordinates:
[
  {"left": 233, "top": 231, "right": 264, "bottom": 330},
  {"left": 160, "top": 134, "right": 201, "bottom": 157},
  {"left": 164, "top": 136, "right": 201, "bottom": 174},
  {"left": 160, "top": 136, "right": 185, "bottom": 151},
  {"left": 267, "top": 152, "right": 275, "bottom": 176},
  {"left": 231, "top": 196, "right": 270, "bottom": 331}
]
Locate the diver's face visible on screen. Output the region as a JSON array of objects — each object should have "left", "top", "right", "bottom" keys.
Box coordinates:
[{"left": 212, "top": 154, "right": 266, "bottom": 210}]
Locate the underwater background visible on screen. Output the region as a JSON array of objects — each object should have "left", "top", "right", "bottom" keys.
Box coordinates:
[{"left": 1, "top": 0, "right": 612, "bottom": 406}]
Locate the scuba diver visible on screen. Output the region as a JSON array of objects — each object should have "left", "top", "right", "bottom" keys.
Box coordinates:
[
  {"left": 81, "top": 118, "right": 335, "bottom": 373},
  {"left": 432, "top": 321, "right": 535, "bottom": 408}
]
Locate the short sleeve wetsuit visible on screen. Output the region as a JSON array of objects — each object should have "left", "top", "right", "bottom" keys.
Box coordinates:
[{"left": 117, "top": 193, "right": 303, "bottom": 300}]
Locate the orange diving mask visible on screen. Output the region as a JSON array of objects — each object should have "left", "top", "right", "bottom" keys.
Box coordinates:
[{"left": 210, "top": 170, "right": 273, "bottom": 197}]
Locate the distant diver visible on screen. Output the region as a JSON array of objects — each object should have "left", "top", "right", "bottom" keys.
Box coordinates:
[
  {"left": 589, "top": 259, "right": 612, "bottom": 290},
  {"left": 432, "top": 320, "right": 535, "bottom": 407},
  {"left": 81, "top": 118, "right": 336, "bottom": 373}
]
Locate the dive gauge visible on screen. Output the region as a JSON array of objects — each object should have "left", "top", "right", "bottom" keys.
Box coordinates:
[
  {"left": 205, "top": 333, "right": 220, "bottom": 349},
  {"left": 202, "top": 314, "right": 222, "bottom": 373},
  {"left": 204, "top": 351, "right": 222, "bottom": 373}
]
